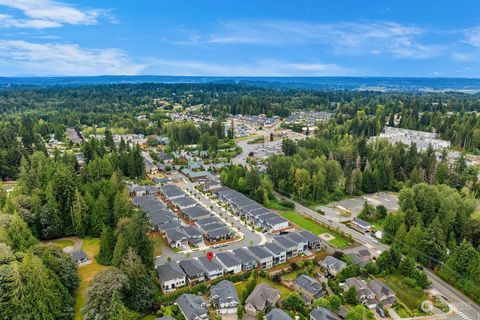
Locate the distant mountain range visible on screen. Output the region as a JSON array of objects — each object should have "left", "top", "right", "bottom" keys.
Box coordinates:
[{"left": 1, "top": 76, "right": 480, "bottom": 92}]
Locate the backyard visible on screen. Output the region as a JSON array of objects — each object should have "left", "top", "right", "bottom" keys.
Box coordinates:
[
  {"left": 234, "top": 276, "right": 292, "bottom": 301},
  {"left": 74, "top": 238, "right": 107, "bottom": 320}
]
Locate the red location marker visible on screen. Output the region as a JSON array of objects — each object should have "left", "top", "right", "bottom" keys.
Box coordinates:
[{"left": 207, "top": 251, "right": 214, "bottom": 262}]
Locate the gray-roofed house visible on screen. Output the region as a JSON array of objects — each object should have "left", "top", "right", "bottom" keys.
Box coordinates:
[
  {"left": 203, "top": 180, "right": 222, "bottom": 192},
  {"left": 179, "top": 259, "right": 206, "bottom": 284},
  {"left": 70, "top": 250, "right": 88, "bottom": 264},
  {"left": 321, "top": 256, "right": 347, "bottom": 277},
  {"left": 247, "top": 245, "right": 274, "bottom": 269},
  {"left": 353, "top": 217, "right": 371, "bottom": 231},
  {"left": 160, "top": 184, "right": 185, "bottom": 201},
  {"left": 205, "top": 227, "right": 233, "bottom": 242},
  {"left": 172, "top": 195, "right": 198, "bottom": 210},
  {"left": 285, "top": 232, "right": 308, "bottom": 254},
  {"left": 259, "top": 213, "right": 289, "bottom": 232},
  {"left": 176, "top": 293, "right": 208, "bottom": 320},
  {"left": 343, "top": 277, "right": 376, "bottom": 309},
  {"left": 216, "top": 252, "right": 242, "bottom": 275},
  {"left": 274, "top": 236, "right": 299, "bottom": 258},
  {"left": 350, "top": 247, "right": 373, "bottom": 267},
  {"left": 310, "top": 307, "right": 340, "bottom": 320},
  {"left": 265, "top": 308, "right": 292, "bottom": 320},
  {"left": 210, "top": 280, "right": 239, "bottom": 314},
  {"left": 158, "top": 220, "right": 182, "bottom": 232},
  {"left": 165, "top": 227, "right": 188, "bottom": 248},
  {"left": 298, "top": 230, "right": 324, "bottom": 251},
  {"left": 367, "top": 279, "right": 396, "bottom": 307},
  {"left": 156, "top": 262, "right": 186, "bottom": 292},
  {"left": 292, "top": 275, "right": 324, "bottom": 304},
  {"left": 244, "top": 283, "right": 280, "bottom": 316},
  {"left": 181, "top": 226, "right": 203, "bottom": 244},
  {"left": 263, "top": 242, "right": 287, "bottom": 265},
  {"left": 232, "top": 248, "right": 258, "bottom": 270},
  {"left": 197, "top": 256, "right": 224, "bottom": 280},
  {"left": 182, "top": 205, "right": 211, "bottom": 221}
]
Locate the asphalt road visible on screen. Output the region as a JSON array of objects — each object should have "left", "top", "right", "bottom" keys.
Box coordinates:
[{"left": 273, "top": 191, "right": 480, "bottom": 320}]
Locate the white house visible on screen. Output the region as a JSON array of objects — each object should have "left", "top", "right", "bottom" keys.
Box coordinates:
[{"left": 156, "top": 262, "right": 186, "bottom": 292}]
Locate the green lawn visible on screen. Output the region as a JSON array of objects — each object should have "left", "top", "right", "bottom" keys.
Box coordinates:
[
  {"left": 74, "top": 238, "right": 107, "bottom": 320},
  {"left": 280, "top": 211, "right": 352, "bottom": 248},
  {"left": 258, "top": 278, "right": 292, "bottom": 299},
  {"left": 281, "top": 269, "right": 305, "bottom": 281},
  {"left": 235, "top": 281, "right": 247, "bottom": 300},
  {"left": 381, "top": 274, "right": 427, "bottom": 316}
]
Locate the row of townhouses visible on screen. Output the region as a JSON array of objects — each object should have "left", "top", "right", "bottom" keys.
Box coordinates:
[{"left": 156, "top": 229, "right": 324, "bottom": 292}]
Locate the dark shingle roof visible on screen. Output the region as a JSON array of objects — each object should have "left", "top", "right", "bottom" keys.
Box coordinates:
[
  {"left": 176, "top": 294, "right": 208, "bottom": 320},
  {"left": 197, "top": 256, "right": 223, "bottom": 272},
  {"left": 263, "top": 242, "right": 286, "bottom": 255},
  {"left": 165, "top": 227, "right": 187, "bottom": 242},
  {"left": 233, "top": 248, "right": 257, "bottom": 264},
  {"left": 179, "top": 259, "right": 205, "bottom": 278},
  {"left": 294, "top": 275, "right": 323, "bottom": 299},
  {"left": 265, "top": 308, "right": 292, "bottom": 320},
  {"left": 216, "top": 252, "right": 241, "bottom": 268},
  {"left": 207, "top": 227, "right": 232, "bottom": 239},
  {"left": 172, "top": 195, "right": 197, "bottom": 207},
  {"left": 247, "top": 245, "right": 273, "bottom": 260},
  {"left": 210, "top": 280, "right": 239, "bottom": 307},
  {"left": 156, "top": 262, "right": 185, "bottom": 282},
  {"left": 182, "top": 205, "right": 210, "bottom": 220},
  {"left": 70, "top": 250, "right": 87, "bottom": 262},
  {"left": 310, "top": 307, "right": 339, "bottom": 320},
  {"left": 274, "top": 236, "right": 297, "bottom": 250},
  {"left": 160, "top": 184, "right": 185, "bottom": 198}
]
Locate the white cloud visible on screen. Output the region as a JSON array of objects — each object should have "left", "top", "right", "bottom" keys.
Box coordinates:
[
  {"left": 177, "top": 20, "right": 441, "bottom": 59},
  {"left": 463, "top": 27, "right": 480, "bottom": 47},
  {"left": 0, "top": 0, "right": 110, "bottom": 29},
  {"left": 0, "top": 40, "right": 144, "bottom": 76},
  {"left": 146, "top": 58, "right": 359, "bottom": 76}
]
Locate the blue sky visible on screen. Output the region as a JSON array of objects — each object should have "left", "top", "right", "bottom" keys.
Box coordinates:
[{"left": 1, "top": 0, "right": 480, "bottom": 77}]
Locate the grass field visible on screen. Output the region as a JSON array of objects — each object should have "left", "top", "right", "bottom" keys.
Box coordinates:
[
  {"left": 280, "top": 211, "right": 352, "bottom": 248},
  {"left": 148, "top": 233, "right": 165, "bottom": 256},
  {"left": 234, "top": 134, "right": 258, "bottom": 142},
  {"left": 382, "top": 274, "right": 427, "bottom": 316},
  {"left": 51, "top": 239, "right": 75, "bottom": 249},
  {"left": 74, "top": 238, "right": 107, "bottom": 320}
]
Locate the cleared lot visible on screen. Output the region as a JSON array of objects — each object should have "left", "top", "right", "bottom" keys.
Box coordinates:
[{"left": 316, "top": 192, "right": 399, "bottom": 222}]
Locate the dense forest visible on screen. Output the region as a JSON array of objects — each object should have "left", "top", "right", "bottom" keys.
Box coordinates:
[{"left": 0, "top": 129, "right": 158, "bottom": 319}]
